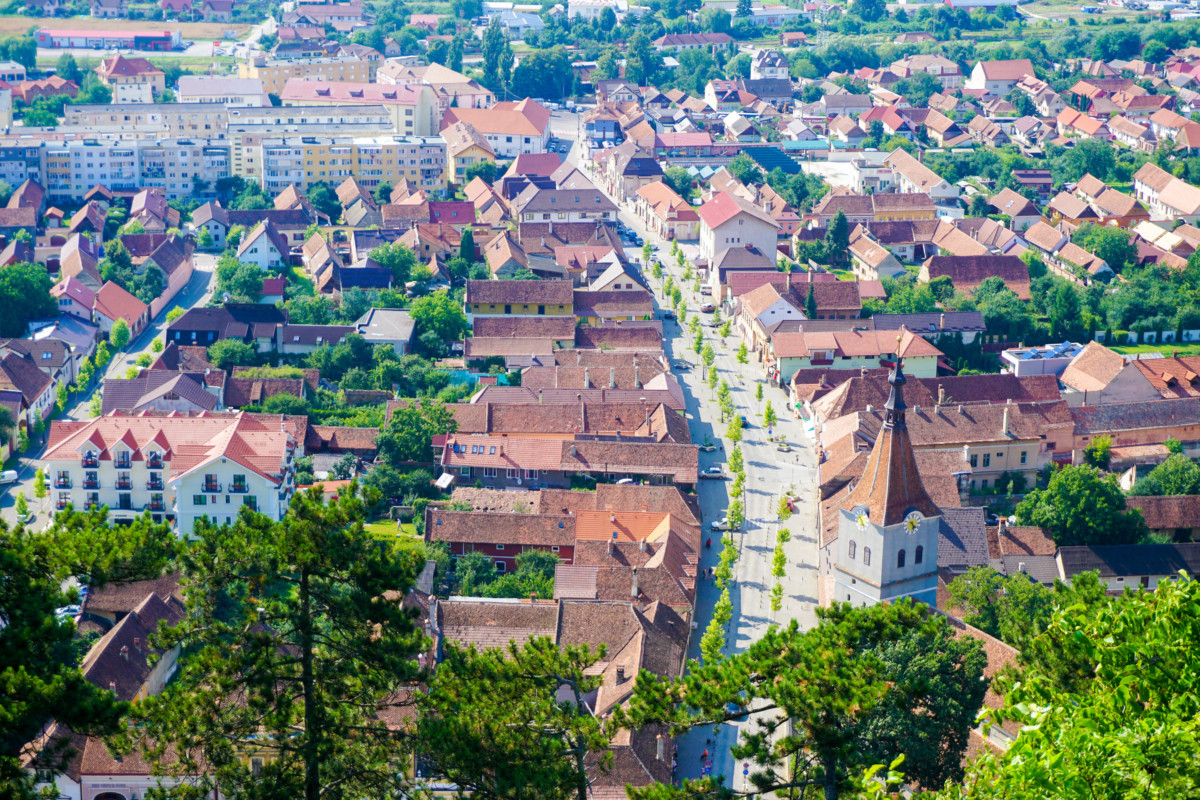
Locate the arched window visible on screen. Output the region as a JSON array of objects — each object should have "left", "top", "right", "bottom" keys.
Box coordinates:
[
  {"left": 95, "top": 793, "right": 127, "bottom": 800},
  {"left": 897, "top": 549, "right": 906, "bottom": 569},
  {"left": 915, "top": 545, "right": 924, "bottom": 565},
  {"left": 848, "top": 540, "right": 857, "bottom": 559},
  {"left": 862, "top": 547, "right": 871, "bottom": 566}
]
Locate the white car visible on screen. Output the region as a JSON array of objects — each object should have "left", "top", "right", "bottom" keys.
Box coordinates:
[
  {"left": 711, "top": 517, "right": 736, "bottom": 531},
  {"left": 700, "top": 465, "right": 726, "bottom": 479}
]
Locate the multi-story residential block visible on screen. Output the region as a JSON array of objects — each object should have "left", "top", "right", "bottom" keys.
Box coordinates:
[
  {"left": 376, "top": 62, "right": 495, "bottom": 119},
  {"left": 138, "top": 139, "right": 230, "bottom": 199},
  {"left": 226, "top": 104, "right": 396, "bottom": 178},
  {"left": 279, "top": 79, "right": 437, "bottom": 137},
  {"left": 239, "top": 54, "right": 377, "bottom": 96},
  {"left": 44, "top": 138, "right": 230, "bottom": 200},
  {"left": 44, "top": 412, "right": 297, "bottom": 534},
  {"left": 0, "top": 139, "right": 46, "bottom": 187},
  {"left": 176, "top": 76, "right": 269, "bottom": 107},
  {"left": 441, "top": 121, "right": 494, "bottom": 187},
  {"left": 259, "top": 135, "right": 446, "bottom": 194},
  {"left": 62, "top": 103, "right": 229, "bottom": 138}
]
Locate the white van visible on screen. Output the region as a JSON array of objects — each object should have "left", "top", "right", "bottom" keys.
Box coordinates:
[{"left": 0, "top": 470, "right": 17, "bottom": 484}]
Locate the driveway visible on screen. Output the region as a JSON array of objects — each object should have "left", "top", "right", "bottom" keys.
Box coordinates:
[{"left": 568, "top": 146, "right": 821, "bottom": 788}]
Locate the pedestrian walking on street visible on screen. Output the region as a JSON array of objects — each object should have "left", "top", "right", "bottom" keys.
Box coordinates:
[
  {"left": 701, "top": 749, "right": 709, "bottom": 764},
  {"left": 706, "top": 537, "right": 711, "bottom": 549}
]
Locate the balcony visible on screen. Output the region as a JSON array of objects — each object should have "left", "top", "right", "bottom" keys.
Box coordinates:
[
  {"left": 203, "top": 482, "right": 221, "bottom": 493},
  {"left": 148, "top": 501, "right": 164, "bottom": 511},
  {"left": 147, "top": 459, "right": 163, "bottom": 470},
  {"left": 81, "top": 456, "right": 98, "bottom": 468},
  {"left": 147, "top": 478, "right": 163, "bottom": 490},
  {"left": 55, "top": 501, "right": 68, "bottom": 510},
  {"left": 54, "top": 478, "right": 71, "bottom": 488},
  {"left": 116, "top": 480, "right": 132, "bottom": 490},
  {"left": 115, "top": 459, "right": 132, "bottom": 470},
  {"left": 230, "top": 483, "right": 248, "bottom": 494},
  {"left": 83, "top": 479, "right": 99, "bottom": 489}
]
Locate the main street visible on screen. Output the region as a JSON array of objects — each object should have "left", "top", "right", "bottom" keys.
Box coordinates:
[{"left": 568, "top": 141, "right": 821, "bottom": 789}]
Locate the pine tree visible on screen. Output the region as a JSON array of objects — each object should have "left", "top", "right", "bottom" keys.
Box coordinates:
[
  {"left": 129, "top": 487, "right": 426, "bottom": 800},
  {"left": 417, "top": 638, "right": 611, "bottom": 800},
  {"left": 806, "top": 285, "right": 818, "bottom": 318},
  {"left": 460, "top": 227, "right": 475, "bottom": 262}
]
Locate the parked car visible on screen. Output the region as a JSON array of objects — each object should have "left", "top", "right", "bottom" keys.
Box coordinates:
[
  {"left": 711, "top": 517, "right": 736, "bottom": 531},
  {"left": 776, "top": 442, "right": 791, "bottom": 452},
  {"left": 662, "top": 310, "right": 676, "bottom": 320},
  {"left": 739, "top": 415, "right": 750, "bottom": 426},
  {"left": 700, "top": 465, "right": 726, "bottom": 479},
  {"left": 700, "top": 303, "right": 716, "bottom": 313},
  {"left": 672, "top": 360, "right": 690, "bottom": 369},
  {"left": 0, "top": 470, "right": 17, "bottom": 485},
  {"left": 699, "top": 442, "right": 717, "bottom": 452},
  {"left": 55, "top": 604, "right": 81, "bottom": 619}
]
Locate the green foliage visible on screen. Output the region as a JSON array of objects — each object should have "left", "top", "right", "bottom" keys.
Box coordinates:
[
  {"left": 727, "top": 152, "right": 763, "bottom": 185},
  {"left": 127, "top": 487, "right": 423, "bottom": 800},
  {"left": 700, "top": 588, "right": 734, "bottom": 662},
  {"left": 0, "top": 263, "right": 55, "bottom": 337},
  {"left": 944, "top": 577, "right": 1200, "bottom": 799},
  {"left": 1130, "top": 452, "right": 1200, "bottom": 497},
  {"left": 726, "top": 498, "right": 744, "bottom": 530},
  {"left": 417, "top": 636, "right": 610, "bottom": 800},
  {"left": 736, "top": 341, "right": 748, "bottom": 364},
  {"left": 377, "top": 397, "right": 457, "bottom": 466},
  {"left": 87, "top": 394, "right": 101, "bottom": 419},
  {"left": 663, "top": 166, "right": 693, "bottom": 201},
  {"left": 371, "top": 241, "right": 417, "bottom": 286},
  {"left": 230, "top": 180, "right": 271, "bottom": 211},
  {"left": 206, "top": 339, "right": 257, "bottom": 371},
  {"left": 166, "top": 307, "right": 185, "bottom": 323},
  {"left": 482, "top": 17, "right": 514, "bottom": 91},
  {"left": 1073, "top": 222, "right": 1136, "bottom": 274},
  {"left": 511, "top": 46, "right": 574, "bottom": 100},
  {"left": 728, "top": 444, "right": 743, "bottom": 475},
  {"left": 777, "top": 494, "right": 792, "bottom": 521},
  {"left": 763, "top": 398, "right": 777, "bottom": 428},
  {"left": 109, "top": 318, "right": 130, "bottom": 350},
  {"left": 410, "top": 290, "right": 469, "bottom": 347},
  {"left": 261, "top": 393, "right": 310, "bottom": 416},
  {"left": 620, "top": 602, "right": 987, "bottom": 798},
  {"left": 456, "top": 549, "right": 558, "bottom": 600},
  {"left": 1016, "top": 464, "right": 1148, "bottom": 546},
  {"left": 34, "top": 470, "right": 46, "bottom": 502},
  {"left": 1082, "top": 433, "right": 1111, "bottom": 470},
  {"left": 726, "top": 413, "right": 743, "bottom": 443}
]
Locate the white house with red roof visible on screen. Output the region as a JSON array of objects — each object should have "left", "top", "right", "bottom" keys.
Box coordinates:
[
  {"left": 441, "top": 97, "right": 552, "bottom": 159},
  {"left": 965, "top": 59, "right": 1036, "bottom": 95},
  {"left": 696, "top": 190, "right": 780, "bottom": 267},
  {"left": 50, "top": 276, "right": 96, "bottom": 321},
  {"left": 92, "top": 282, "right": 150, "bottom": 338},
  {"left": 44, "top": 412, "right": 297, "bottom": 534}
]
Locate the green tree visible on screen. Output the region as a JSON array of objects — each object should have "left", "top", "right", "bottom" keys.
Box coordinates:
[
  {"left": 377, "top": 397, "right": 457, "bottom": 466},
  {"left": 763, "top": 399, "right": 777, "bottom": 428},
  {"left": 371, "top": 240, "right": 417, "bottom": 285},
  {"left": 306, "top": 182, "right": 341, "bottom": 222},
  {"left": 33, "top": 468, "right": 46, "bottom": 501},
  {"left": 623, "top": 30, "right": 662, "bottom": 87},
  {"left": 459, "top": 227, "right": 475, "bottom": 262},
  {"left": 727, "top": 413, "right": 743, "bottom": 443},
  {"left": 410, "top": 290, "right": 469, "bottom": 343},
  {"left": 197, "top": 226, "right": 215, "bottom": 250},
  {"left": 736, "top": 341, "right": 748, "bottom": 364},
  {"left": 736, "top": 0, "right": 751, "bottom": 15},
  {"left": 109, "top": 318, "right": 130, "bottom": 349},
  {"left": 225, "top": 263, "right": 264, "bottom": 302},
  {"left": 727, "top": 152, "right": 763, "bottom": 185},
  {"left": 0, "top": 262, "right": 56, "bottom": 337},
  {"left": 510, "top": 46, "right": 573, "bottom": 100},
  {"left": 663, "top": 167, "right": 693, "bottom": 201},
  {"left": 231, "top": 180, "right": 271, "bottom": 211},
  {"left": 418, "top": 637, "right": 610, "bottom": 800},
  {"left": 206, "top": 339, "right": 257, "bottom": 371},
  {"left": 1083, "top": 433, "right": 1111, "bottom": 470},
  {"left": 129, "top": 487, "right": 424, "bottom": 800},
  {"left": 621, "top": 603, "right": 986, "bottom": 798},
  {"left": 728, "top": 444, "right": 744, "bottom": 475},
  {"left": 942, "top": 577, "right": 1200, "bottom": 800},
  {"left": 55, "top": 52, "right": 82, "bottom": 83},
  {"left": 151, "top": 337, "right": 164, "bottom": 353},
  {"left": 824, "top": 210, "right": 851, "bottom": 271},
  {"left": 15, "top": 490, "right": 27, "bottom": 518},
  {"left": 2, "top": 510, "right": 176, "bottom": 796},
  {"left": 261, "top": 392, "right": 309, "bottom": 416},
  {"left": 700, "top": 587, "right": 733, "bottom": 661},
  {"left": 481, "top": 17, "right": 514, "bottom": 92},
  {"left": 1131, "top": 452, "right": 1200, "bottom": 496},
  {"left": 1016, "top": 464, "right": 1148, "bottom": 546},
  {"left": 1073, "top": 222, "right": 1136, "bottom": 273}
]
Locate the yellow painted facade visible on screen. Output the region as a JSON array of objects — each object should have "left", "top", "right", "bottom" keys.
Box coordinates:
[
  {"left": 467, "top": 302, "right": 574, "bottom": 316},
  {"left": 239, "top": 58, "right": 375, "bottom": 96},
  {"left": 447, "top": 143, "right": 494, "bottom": 186},
  {"left": 874, "top": 208, "right": 937, "bottom": 222}
]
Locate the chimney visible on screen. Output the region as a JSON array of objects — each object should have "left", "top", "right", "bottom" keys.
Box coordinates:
[
  {"left": 634, "top": 365, "right": 641, "bottom": 388},
  {"left": 576, "top": 351, "right": 582, "bottom": 365},
  {"left": 631, "top": 567, "right": 639, "bottom": 600},
  {"left": 607, "top": 538, "right": 614, "bottom": 555},
  {"left": 957, "top": 404, "right": 964, "bottom": 415},
  {"left": 656, "top": 734, "right": 666, "bottom": 762},
  {"left": 610, "top": 513, "right": 616, "bottom": 523},
  {"left": 616, "top": 666, "right": 626, "bottom": 682},
  {"left": 639, "top": 538, "right": 648, "bottom": 552},
  {"left": 962, "top": 444, "right": 970, "bottom": 463},
  {"left": 570, "top": 444, "right": 577, "bottom": 456},
  {"left": 1002, "top": 407, "right": 1010, "bottom": 436},
  {"left": 530, "top": 592, "right": 537, "bottom": 603},
  {"left": 1018, "top": 561, "right": 1027, "bottom": 573},
  {"left": 865, "top": 404, "right": 873, "bottom": 413},
  {"left": 939, "top": 312, "right": 945, "bottom": 329},
  {"left": 109, "top": 681, "right": 117, "bottom": 692},
  {"left": 538, "top": 389, "right": 543, "bottom": 404},
  {"left": 584, "top": 368, "right": 590, "bottom": 388},
  {"left": 133, "top": 637, "right": 141, "bottom": 649},
  {"left": 938, "top": 384, "right": 945, "bottom": 405},
  {"left": 119, "top": 646, "right": 129, "bottom": 661},
  {"left": 609, "top": 367, "right": 616, "bottom": 388}
]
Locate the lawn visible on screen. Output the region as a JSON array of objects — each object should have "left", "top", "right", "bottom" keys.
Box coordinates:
[
  {"left": 365, "top": 520, "right": 419, "bottom": 540},
  {"left": 1111, "top": 342, "right": 1200, "bottom": 357},
  {"left": 0, "top": 15, "right": 252, "bottom": 39}
]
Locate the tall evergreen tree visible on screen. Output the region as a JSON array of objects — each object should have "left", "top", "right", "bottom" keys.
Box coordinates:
[
  {"left": 417, "top": 638, "right": 611, "bottom": 800},
  {"left": 460, "top": 227, "right": 475, "bottom": 262},
  {"left": 128, "top": 487, "right": 426, "bottom": 800},
  {"left": 824, "top": 210, "right": 851, "bottom": 270},
  {"left": 619, "top": 602, "right": 986, "bottom": 799}
]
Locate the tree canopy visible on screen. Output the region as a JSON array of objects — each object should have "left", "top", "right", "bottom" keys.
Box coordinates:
[{"left": 1015, "top": 464, "right": 1148, "bottom": 546}]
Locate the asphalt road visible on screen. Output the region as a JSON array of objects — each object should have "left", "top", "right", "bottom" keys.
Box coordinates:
[{"left": 568, "top": 142, "right": 822, "bottom": 788}]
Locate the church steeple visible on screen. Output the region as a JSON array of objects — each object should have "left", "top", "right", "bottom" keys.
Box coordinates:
[{"left": 840, "top": 351, "right": 939, "bottom": 528}]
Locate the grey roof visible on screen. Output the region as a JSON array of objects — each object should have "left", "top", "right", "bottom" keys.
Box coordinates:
[
  {"left": 938, "top": 506, "right": 989, "bottom": 568},
  {"left": 999, "top": 554, "right": 1060, "bottom": 585},
  {"left": 102, "top": 372, "right": 217, "bottom": 414},
  {"left": 0, "top": 338, "right": 71, "bottom": 370},
  {"left": 28, "top": 316, "right": 99, "bottom": 350},
  {"left": 355, "top": 307, "right": 415, "bottom": 345},
  {"left": 1057, "top": 543, "right": 1200, "bottom": 579},
  {"left": 1071, "top": 398, "right": 1200, "bottom": 436},
  {"left": 872, "top": 311, "right": 986, "bottom": 334}
]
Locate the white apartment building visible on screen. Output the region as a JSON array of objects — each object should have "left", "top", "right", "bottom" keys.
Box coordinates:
[
  {"left": 62, "top": 103, "right": 230, "bottom": 138},
  {"left": 177, "top": 76, "right": 269, "bottom": 107},
  {"left": 44, "top": 138, "right": 231, "bottom": 200},
  {"left": 44, "top": 412, "right": 297, "bottom": 536},
  {"left": 0, "top": 139, "right": 46, "bottom": 187},
  {"left": 226, "top": 104, "right": 396, "bottom": 178},
  {"left": 260, "top": 134, "right": 446, "bottom": 193}
]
